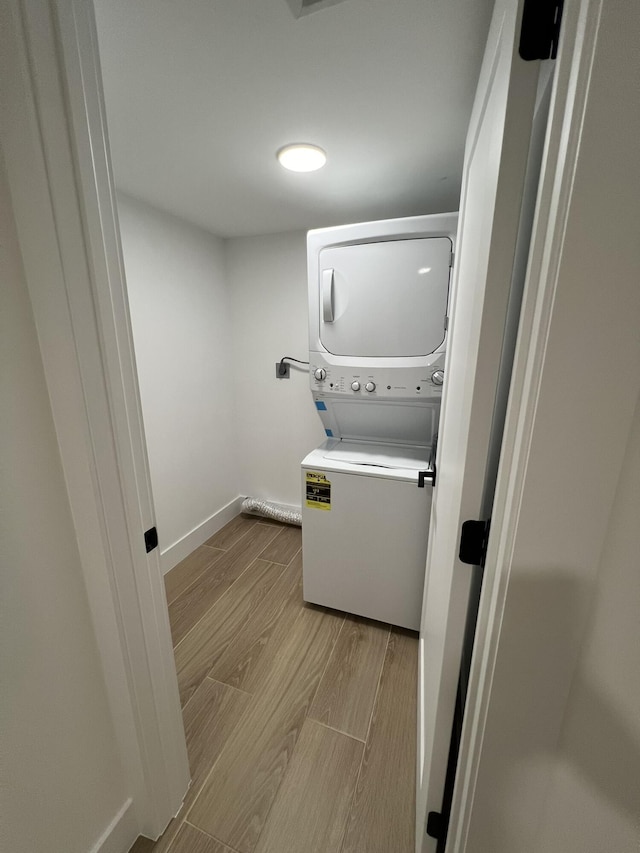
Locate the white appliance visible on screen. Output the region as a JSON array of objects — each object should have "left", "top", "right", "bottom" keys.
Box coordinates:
[{"left": 302, "top": 213, "right": 457, "bottom": 630}]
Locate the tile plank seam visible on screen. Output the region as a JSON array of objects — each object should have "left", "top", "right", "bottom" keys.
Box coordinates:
[
  {"left": 174, "top": 603, "right": 319, "bottom": 838},
  {"left": 359, "top": 625, "right": 392, "bottom": 747},
  {"left": 175, "top": 724, "right": 248, "bottom": 839},
  {"left": 256, "top": 529, "right": 303, "bottom": 566},
  {"left": 252, "top": 719, "right": 365, "bottom": 853},
  {"left": 218, "top": 611, "right": 346, "bottom": 853},
  {"left": 167, "top": 523, "right": 290, "bottom": 611},
  {"left": 204, "top": 675, "right": 251, "bottom": 696},
  {"left": 308, "top": 619, "right": 391, "bottom": 741},
  {"left": 183, "top": 820, "right": 242, "bottom": 853},
  {"left": 166, "top": 682, "right": 252, "bottom": 851},
  {"left": 305, "top": 613, "right": 346, "bottom": 715},
  {"left": 305, "top": 615, "right": 349, "bottom": 729},
  {"left": 260, "top": 544, "right": 303, "bottom": 568},
  {"left": 170, "top": 530, "right": 297, "bottom": 654},
  {"left": 203, "top": 561, "right": 303, "bottom": 692},
  {"left": 180, "top": 672, "right": 252, "bottom": 717},
  {"left": 227, "top": 613, "right": 349, "bottom": 845},
  {"left": 207, "top": 521, "right": 259, "bottom": 552},
  {"left": 168, "top": 525, "right": 281, "bottom": 644},
  {"left": 165, "top": 548, "right": 226, "bottom": 606},
  {"left": 205, "top": 518, "right": 259, "bottom": 551},
  {"left": 167, "top": 520, "right": 289, "bottom": 609},
  {"left": 336, "top": 626, "right": 392, "bottom": 853},
  {"left": 311, "top": 718, "right": 367, "bottom": 744},
  {"left": 259, "top": 554, "right": 301, "bottom": 567},
  {"left": 188, "top": 569, "right": 306, "bottom": 710},
  {"left": 230, "top": 590, "right": 308, "bottom": 695},
  {"left": 172, "top": 555, "right": 288, "bottom": 655},
  {"left": 174, "top": 558, "right": 292, "bottom": 707}
]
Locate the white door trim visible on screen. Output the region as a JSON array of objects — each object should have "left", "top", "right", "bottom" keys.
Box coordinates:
[
  {"left": 416, "top": 0, "right": 543, "bottom": 845},
  {"left": 449, "top": 0, "right": 611, "bottom": 848},
  {"left": 0, "top": 0, "right": 189, "bottom": 838}
]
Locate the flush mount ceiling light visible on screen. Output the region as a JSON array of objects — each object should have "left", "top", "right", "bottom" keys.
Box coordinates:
[{"left": 277, "top": 143, "right": 327, "bottom": 172}]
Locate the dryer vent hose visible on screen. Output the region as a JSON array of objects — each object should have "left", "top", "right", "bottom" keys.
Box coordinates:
[{"left": 241, "top": 497, "right": 302, "bottom": 527}]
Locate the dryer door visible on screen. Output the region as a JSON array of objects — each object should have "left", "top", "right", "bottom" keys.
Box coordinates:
[{"left": 318, "top": 237, "right": 452, "bottom": 358}]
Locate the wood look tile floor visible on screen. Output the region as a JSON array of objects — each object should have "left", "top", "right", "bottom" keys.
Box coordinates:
[{"left": 130, "top": 515, "right": 418, "bottom": 853}]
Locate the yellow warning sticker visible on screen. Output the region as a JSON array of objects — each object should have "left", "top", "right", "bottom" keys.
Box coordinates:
[{"left": 306, "top": 472, "right": 331, "bottom": 510}]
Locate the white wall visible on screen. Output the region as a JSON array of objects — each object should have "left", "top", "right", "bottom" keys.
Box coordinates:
[
  {"left": 0, "top": 149, "right": 128, "bottom": 853},
  {"left": 534, "top": 392, "right": 640, "bottom": 853},
  {"left": 117, "top": 205, "right": 322, "bottom": 567},
  {"left": 528, "top": 8, "right": 640, "bottom": 841},
  {"left": 227, "top": 231, "right": 326, "bottom": 506},
  {"left": 118, "top": 194, "right": 240, "bottom": 568}
]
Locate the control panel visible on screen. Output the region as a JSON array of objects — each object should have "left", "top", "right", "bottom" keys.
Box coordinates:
[{"left": 309, "top": 358, "right": 445, "bottom": 400}]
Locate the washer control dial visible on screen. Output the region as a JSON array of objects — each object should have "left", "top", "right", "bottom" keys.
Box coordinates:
[
  {"left": 365, "top": 381, "right": 376, "bottom": 392},
  {"left": 431, "top": 369, "right": 445, "bottom": 386},
  {"left": 314, "top": 368, "right": 326, "bottom": 381},
  {"left": 351, "top": 381, "right": 361, "bottom": 391}
]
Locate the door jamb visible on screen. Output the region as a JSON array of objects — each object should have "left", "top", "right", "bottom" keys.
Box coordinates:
[
  {"left": 446, "top": 0, "right": 605, "bottom": 849},
  {"left": 0, "top": 0, "right": 190, "bottom": 837}
]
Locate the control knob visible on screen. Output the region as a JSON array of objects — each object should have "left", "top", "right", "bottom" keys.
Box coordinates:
[
  {"left": 314, "top": 368, "right": 326, "bottom": 381},
  {"left": 365, "top": 381, "right": 376, "bottom": 392},
  {"left": 351, "top": 381, "right": 361, "bottom": 391},
  {"left": 431, "top": 369, "right": 444, "bottom": 386}
]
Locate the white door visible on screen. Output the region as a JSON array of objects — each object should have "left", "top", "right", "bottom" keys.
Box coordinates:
[{"left": 416, "top": 0, "right": 550, "bottom": 849}]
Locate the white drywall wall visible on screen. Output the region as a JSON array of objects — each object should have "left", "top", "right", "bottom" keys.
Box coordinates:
[
  {"left": 528, "top": 11, "right": 640, "bottom": 838},
  {"left": 118, "top": 194, "right": 239, "bottom": 565},
  {"left": 227, "top": 231, "right": 326, "bottom": 506},
  {"left": 0, "top": 149, "right": 127, "bottom": 853},
  {"left": 534, "top": 392, "right": 640, "bottom": 852}
]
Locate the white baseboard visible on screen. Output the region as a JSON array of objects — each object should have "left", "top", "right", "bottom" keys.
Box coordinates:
[
  {"left": 160, "top": 495, "right": 245, "bottom": 574},
  {"left": 89, "top": 798, "right": 137, "bottom": 853}
]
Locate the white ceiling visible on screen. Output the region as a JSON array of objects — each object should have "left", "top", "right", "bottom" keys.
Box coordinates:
[{"left": 94, "top": 0, "right": 493, "bottom": 238}]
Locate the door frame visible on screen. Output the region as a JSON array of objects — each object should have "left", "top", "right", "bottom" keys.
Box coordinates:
[
  {"left": 445, "top": 0, "right": 637, "bottom": 849},
  {"left": 416, "top": 0, "right": 543, "bottom": 846},
  {"left": 0, "top": 0, "right": 189, "bottom": 839},
  {"left": 418, "top": 0, "right": 612, "bottom": 850}
]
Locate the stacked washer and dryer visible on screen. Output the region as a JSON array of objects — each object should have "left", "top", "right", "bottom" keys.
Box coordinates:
[{"left": 301, "top": 213, "right": 457, "bottom": 630}]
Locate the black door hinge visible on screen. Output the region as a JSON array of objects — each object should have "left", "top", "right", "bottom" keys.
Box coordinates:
[
  {"left": 426, "top": 811, "right": 444, "bottom": 840},
  {"left": 519, "top": 0, "right": 564, "bottom": 61},
  {"left": 459, "top": 519, "right": 491, "bottom": 567},
  {"left": 144, "top": 526, "right": 158, "bottom": 554}
]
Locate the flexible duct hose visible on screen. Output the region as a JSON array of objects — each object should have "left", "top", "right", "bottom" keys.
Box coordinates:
[{"left": 241, "top": 497, "right": 302, "bottom": 527}]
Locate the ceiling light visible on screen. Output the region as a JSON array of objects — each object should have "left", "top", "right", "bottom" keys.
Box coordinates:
[{"left": 277, "top": 143, "right": 327, "bottom": 172}]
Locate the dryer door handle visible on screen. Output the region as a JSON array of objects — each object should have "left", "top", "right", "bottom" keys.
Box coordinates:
[{"left": 322, "top": 269, "right": 335, "bottom": 323}]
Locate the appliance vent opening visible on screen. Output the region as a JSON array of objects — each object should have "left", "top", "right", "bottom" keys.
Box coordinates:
[{"left": 285, "top": 0, "right": 350, "bottom": 18}]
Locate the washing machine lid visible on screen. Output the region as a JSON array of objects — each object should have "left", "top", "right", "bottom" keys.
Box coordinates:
[
  {"left": 323, "top": 440, "right": 429, "bottom": 471},
  {"left": 302, "top": 439, "right": 432, "bottom": 483}
]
